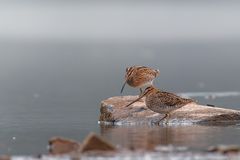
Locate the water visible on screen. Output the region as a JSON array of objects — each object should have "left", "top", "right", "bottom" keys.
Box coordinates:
[
  {"left": 1, "top": 0, "right": 240, "bottom": 156},
  {"left": 101, "top": 124, "right": 240, "bottom": 150},
  {"left": 0, "top": 40, "right": 240, "bottom": 155}
]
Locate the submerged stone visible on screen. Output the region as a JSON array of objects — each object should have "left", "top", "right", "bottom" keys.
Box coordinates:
[
  {"left": 49, "top": 133, "right": 116, "bottom": 155},
  {"left": 80, "top": 132, "right": 116, "bottom": 153},
  {"left": 49, "top": 137, "right": 81, "bottom": 155},
  {"left": 99, "top": 96, "right": 240, "bottom": 125},
  {"left": 208, "top": 145, "right": 240, "bottom": 154},
  {"left": 0, "top": 155, "right": 10, "bottom": 160}
]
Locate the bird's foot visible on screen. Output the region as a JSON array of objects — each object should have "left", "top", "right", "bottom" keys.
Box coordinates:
[
  {"left": 150, "top": 119, "right": 161, "bottom": 125},
  {"left": 151, "top": 114, "right": 169, "bottom": 125},
  {"left": 139, "top": 88, "right": 143, "bottom": 95},
  {"left": 150, "top": 114, "right": 168, "bottom": 125}
]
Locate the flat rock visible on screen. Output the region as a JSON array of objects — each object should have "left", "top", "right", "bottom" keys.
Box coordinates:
[{"left": 99, "top": 96, "right": 240, "bottom": 125}]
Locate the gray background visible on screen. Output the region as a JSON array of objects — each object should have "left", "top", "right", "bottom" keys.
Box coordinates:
[{"left": 0, "top": 0, "right": 240, "bottom": 155}]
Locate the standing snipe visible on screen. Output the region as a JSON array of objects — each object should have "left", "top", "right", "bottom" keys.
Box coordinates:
[
  {"left": 125, "top": 85, "right": 195, "bottom": 124},
  {"left": 121, "top": 66, "right": 160, "bottom": 95}
]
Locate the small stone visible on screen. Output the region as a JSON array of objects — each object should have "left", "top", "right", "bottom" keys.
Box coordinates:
[
  {"left": 0, "top": 155, "right": 10, "bottom": 160},
  {"left": 80, "top": 132, "right": 116, "bottom": 153},
  {"left": 208, "top": 145, "right": 240, "bottom": 154},
  {"left": 48, "top": 137, "right": 81, "bottom": 155}
]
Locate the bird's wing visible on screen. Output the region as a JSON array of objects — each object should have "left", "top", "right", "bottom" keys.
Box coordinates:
[
  {"left": 157, "top": 91, "right": 193, "bottom": 107},
  {"left": 134, "top": 68, "right": 157, "bottom": 80}
]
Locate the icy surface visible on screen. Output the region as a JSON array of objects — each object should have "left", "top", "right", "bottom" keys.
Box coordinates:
[{"left": 11, "top": 152, "right": 240, "bottom": 160}]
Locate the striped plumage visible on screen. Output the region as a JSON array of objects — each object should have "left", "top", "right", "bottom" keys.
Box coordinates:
[
  {"left": 125, "top": 86, "right": 195, "bottom": 124},
  {"left": 121, "top": 66, "right": 160, "bottom": 94}
]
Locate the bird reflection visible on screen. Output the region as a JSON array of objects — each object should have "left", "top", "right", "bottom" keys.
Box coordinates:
[{"left": 99, "top": 124, "right": 219, "bottom": 150}]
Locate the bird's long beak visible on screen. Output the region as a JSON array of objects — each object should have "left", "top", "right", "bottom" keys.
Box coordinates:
[
  {"left": 120, "top": 81, "right": 127, "bottom": 94},
  {"left": 125, "top": 91, "right": 148, "bottom": 107}
]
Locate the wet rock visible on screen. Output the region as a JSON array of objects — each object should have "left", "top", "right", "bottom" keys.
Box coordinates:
[
  {"left": 99, "top": 96, "right": 240, "bottom": 125},
  {"left": 49, "top": 133, "right": 116, "bottom": 155},
  {"left": 48, "top": 137, "right": 81, "bottom": 155},
  {"left": 80, "top": 132, "right": 116, "bottom": 153},
  {"left": 0, "top": 155, "right": 10, "bottom": 160},
  {"left": 208, "top": 145, "right": 240, "bottom": 154}
]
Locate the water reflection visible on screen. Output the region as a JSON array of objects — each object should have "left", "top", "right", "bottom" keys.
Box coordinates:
[{"left": 100, "top": 124, "right": 240, "bottom": 150}]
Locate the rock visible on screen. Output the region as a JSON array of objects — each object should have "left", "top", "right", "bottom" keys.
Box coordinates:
[
  {"left": 49, "top": 133, "right": 116, "bottom": 155},
  {"left": 48, "top": 137, "right": 81, "bottom": 155},
  {"left": 99, "top": 96, "right": 240, "bottom": 125},
  {"left": 80, "top": 132, "right": 116, "bottom": 153},
  {"left": 0, "top": 155, "right": 10, "bottom": 160},
  {"left": 208, "top": 145, "right": 240, "bottom": 154}
]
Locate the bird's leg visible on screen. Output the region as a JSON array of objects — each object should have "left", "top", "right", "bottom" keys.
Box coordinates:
[
  {"left": 151, "top": 114, "right": 168, "bottom": 125},
  {"left": 156, "top": 114, "right": 169, "bottom": 125},
  {"left": 165, "top": 113, "right": 170, "bottom": 124},
  {"left": 136, "top": 88, "right": 143, "bottom": 102},
  {"left": 139, "top": 88, "right": 143, "bottom": 97}
]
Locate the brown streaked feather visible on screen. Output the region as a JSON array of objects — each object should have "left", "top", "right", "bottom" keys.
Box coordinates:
[
  {"left": 145, "top": 89, "right": 194, "bottom": 114},
  {"left": 125, "top": 66, "right": 144, "bottom": 79},
  {"left": 136, "top": 66, "right": 148, "bottom": 70},
  {"left": 121, "top": 66, "right": 159, "bottom": 94},
  {"left": 126, "top": 67, "right": 159, "bottom": 87},
  {"left": 154, "top": 91, "right": 194, "bottom": 107},
  {"left": 142, "top": 86, "right": 195, "bottom": 113},
  {"left": 125, "top": 67, "right": 135, "bottom": 79}
]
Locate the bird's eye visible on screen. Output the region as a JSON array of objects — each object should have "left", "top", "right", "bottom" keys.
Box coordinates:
[{"left": 126, "top": 67, "right": 129, "bottom": 72}]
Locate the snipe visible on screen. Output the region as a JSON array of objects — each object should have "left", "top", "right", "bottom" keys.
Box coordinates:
[
  {"left": 125, "top": 85, "right": 195, "bottom": 124},
  {"left": 121, "top": 66, "right": 160, "bottom": 95}
]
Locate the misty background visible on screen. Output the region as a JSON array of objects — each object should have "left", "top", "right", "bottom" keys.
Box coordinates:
[{"left": 0, "top": 0, "right": 240, "bottom": 155}]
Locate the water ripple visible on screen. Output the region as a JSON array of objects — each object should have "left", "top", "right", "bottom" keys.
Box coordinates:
[{"left": 178, "top": 91, "right": 240, "bottom": 99}]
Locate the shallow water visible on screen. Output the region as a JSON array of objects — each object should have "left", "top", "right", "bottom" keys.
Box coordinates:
[
  {"left": 1, "top": 1, "right": 240, "bottom": 155},
  {"left": 100, "top": 124, "right": 240, "bottom": 151},
  {"left": 0, "top": 40, "right": 240, "bottom": 155}
]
